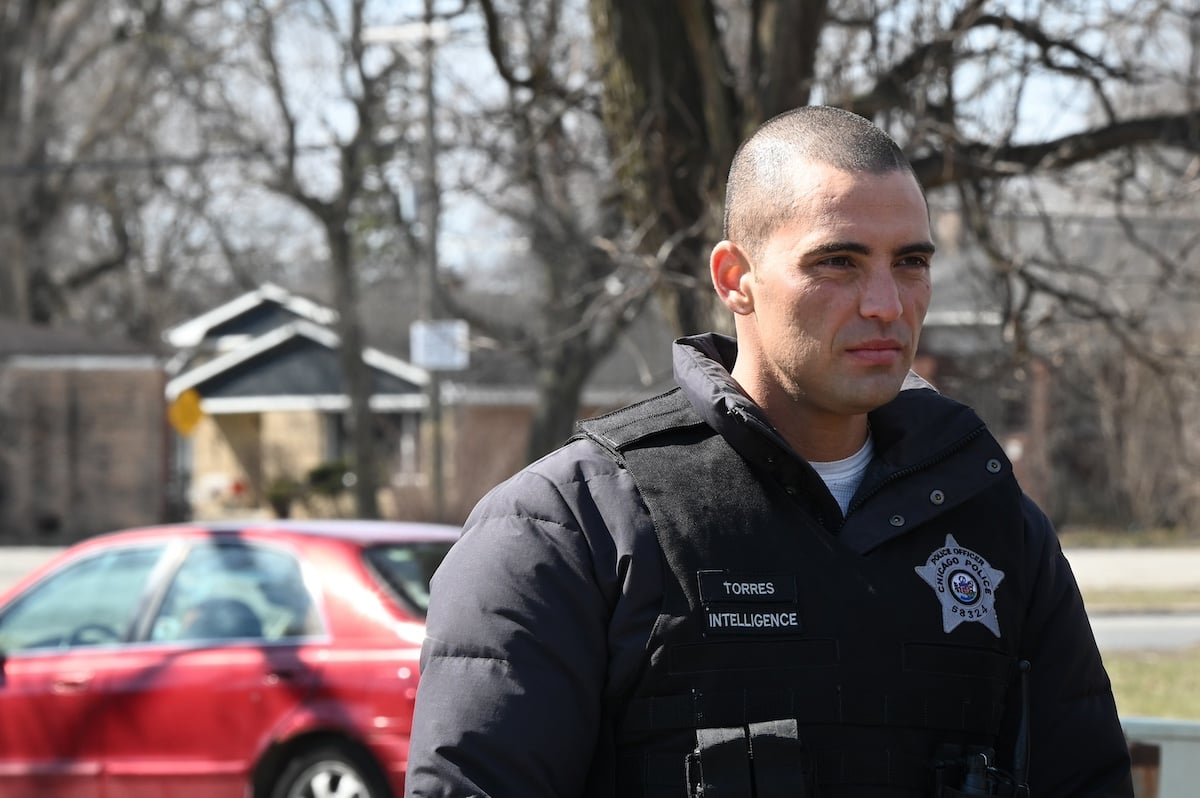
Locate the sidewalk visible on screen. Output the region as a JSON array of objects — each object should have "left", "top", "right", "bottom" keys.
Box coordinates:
[{"left": 1064, "top": 548, "right": 1200, "bottom": 592}]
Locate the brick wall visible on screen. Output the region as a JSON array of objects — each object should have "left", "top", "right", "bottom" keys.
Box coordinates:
[{"left": 0, "top": 360, "right": 167, "bottom": 543}]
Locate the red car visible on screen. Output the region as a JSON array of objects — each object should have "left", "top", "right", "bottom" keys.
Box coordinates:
[{"left": 0, "top": 520, "right": 458, "bottom": 798}]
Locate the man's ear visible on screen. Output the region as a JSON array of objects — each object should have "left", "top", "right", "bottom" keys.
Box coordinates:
[{"left": 711, "top": 240, "right": 754, "bottom": 315}]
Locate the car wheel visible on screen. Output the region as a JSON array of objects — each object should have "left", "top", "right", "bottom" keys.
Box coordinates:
[{"left": 270, "top": 744, "right": 390, "bottom": 798}]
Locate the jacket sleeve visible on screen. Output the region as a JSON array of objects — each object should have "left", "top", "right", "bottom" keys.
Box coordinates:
[
  {"left": 404, "top": 441, "right": 653, "bottom": 798},
  {"left": 1019, "top": 495, "right": 1133, "bottom": 797}
]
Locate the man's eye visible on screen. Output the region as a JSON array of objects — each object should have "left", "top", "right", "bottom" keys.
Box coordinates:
[
  {"left": 817, "top": 256, "right": 854, "bottom": 268},
  {"left": 897, "top": 256, "right": 931, "bottom": 269}
]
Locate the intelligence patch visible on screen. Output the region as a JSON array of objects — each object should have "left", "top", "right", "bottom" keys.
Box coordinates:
[{"left": 915, "top": 533, "right": 1005, "bottom": 637}]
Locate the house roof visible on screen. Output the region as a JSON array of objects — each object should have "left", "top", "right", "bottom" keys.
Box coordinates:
[
  {"left": 165, "top": 320, "right": 428, "bottom": 413},
  {"left": 0, "top": 319, "right": 159, "bottom": 372},
  {"left": 162, "top": 283, "right": 336, "bottom": 349},
  {"left": 0, "top": 318, "right": 153, "bottom": 357}
]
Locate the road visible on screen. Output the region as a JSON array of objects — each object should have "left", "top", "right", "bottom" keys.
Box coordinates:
[
  {"left": 1091, "top": 613, "right": 1200, "bottom": 652},
  {"left": 1063, "top": 546, "right": 1200, "bottom": 652},
  {"left": 4, "top": 545, "right": 1200, "bottom": 651}
]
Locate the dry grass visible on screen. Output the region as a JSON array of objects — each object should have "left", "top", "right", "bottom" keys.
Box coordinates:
[
  {"left": 1058, "top": 525, "right": 1200, "bottom": 549},
  {"left": 1082, "top": 588, "right": 1200, "bottom": 614},
  {"left": 1105, "top": 645, "right": 1200, "bottom": 720},
  {"left": 1079, "top": 564, "right": 1200, "bottom": 721}
]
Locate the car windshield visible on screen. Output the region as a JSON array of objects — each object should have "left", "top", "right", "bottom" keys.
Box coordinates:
[{"left": 363, "top": 541, "right": 454, "bottom": 617}]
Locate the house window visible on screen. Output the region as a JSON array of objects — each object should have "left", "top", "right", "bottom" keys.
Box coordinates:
[{"left": 324, "top": 412, "right": 424, "bottom": 485}]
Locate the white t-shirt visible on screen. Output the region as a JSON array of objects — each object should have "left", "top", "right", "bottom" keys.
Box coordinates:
[{"left": 809, "top": 434, "right": 874, "bottom": 516}]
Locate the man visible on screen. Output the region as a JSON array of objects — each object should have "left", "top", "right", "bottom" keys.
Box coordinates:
[{"left": 406, "top": 106, "right": 1132, "bottom": 797}]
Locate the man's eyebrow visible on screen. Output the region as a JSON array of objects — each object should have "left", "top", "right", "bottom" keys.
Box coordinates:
[
  {"left": 804, "top": 241, "right": 870, "bottom": 258},
  {"left": 897, "top": 242, "right": 937, "bottom": 256},
  {"left": 804, "top": 241, "right": 936, "bottom": 258}
]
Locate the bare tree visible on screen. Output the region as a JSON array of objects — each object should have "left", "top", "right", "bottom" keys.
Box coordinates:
[{"left": 0, "top": 0, "right": 224, "bottom": 335}]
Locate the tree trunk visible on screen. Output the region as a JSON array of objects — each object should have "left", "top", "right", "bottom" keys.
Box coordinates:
[
  {"left": 525, "top": 344, "right": 596, "bottom": 463},
  {"left": 327, "top": 224, "right": 381, "bottom": 519},
  {"left": 0, "top": 0, "right": 38, "bottom": 321},
  {"left": 588, "top": 0, "right": 738, "bottom": 336}
]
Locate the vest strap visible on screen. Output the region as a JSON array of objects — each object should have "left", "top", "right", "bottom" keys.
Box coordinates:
[
  {"left": 748, "top": 719, "right": 811, "bottom": 797},
  {"left": 686, "top": 726, "right": 752, "bottom": 797},
  {"left": 574, "top": 388, "right": 701, "bottom": 452}
]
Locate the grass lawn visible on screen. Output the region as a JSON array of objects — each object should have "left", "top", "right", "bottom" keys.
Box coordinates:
[
  {"left": 1062, "top": 528, "right": 1200, "bottom": 720},
  {"left": 1105, "top": 644, "right": 1200, "bottom": 720},
  {"left": 1058, "top": 525, "right": 1200, "bottom": 548},
  {"left": 1082, "top": 588, "right": 1200, "bottom": 614}
]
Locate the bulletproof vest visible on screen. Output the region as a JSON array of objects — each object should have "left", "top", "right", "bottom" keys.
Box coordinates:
[{"left": 576, "top": 389, "right": 1027, "bottom": 798}]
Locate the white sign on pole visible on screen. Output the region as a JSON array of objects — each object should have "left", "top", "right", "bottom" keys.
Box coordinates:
[{"left": 410, "top": 319, "right": 469, "bottom": 371}]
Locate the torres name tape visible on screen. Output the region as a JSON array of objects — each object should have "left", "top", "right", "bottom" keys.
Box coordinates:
[
  {"left": 697, "top": 570, "right": 802, "bottom": 636},
  {"left": 697, "top": 570, "right": 797, "bottom": 603}
]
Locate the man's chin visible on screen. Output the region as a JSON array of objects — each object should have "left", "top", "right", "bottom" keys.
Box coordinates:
[{"left": 843, "top": 374, "right": 908, "bottom": 413}]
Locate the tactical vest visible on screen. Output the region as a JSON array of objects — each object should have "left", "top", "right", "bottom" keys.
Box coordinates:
[{"left": 576, "top": 389, "right": 1027, "bottom": 798}]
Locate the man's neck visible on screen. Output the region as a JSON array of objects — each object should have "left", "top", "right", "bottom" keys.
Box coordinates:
[
  {"left": 773, "top": 412, "right": 871, "bottom": 463},
  {"left": 727, "top": 357, "right": 872, "bottom": 462}
]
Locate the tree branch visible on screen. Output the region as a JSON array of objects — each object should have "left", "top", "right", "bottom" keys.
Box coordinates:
[{"left": 913, "top": 110, "right": 1200, "bottom": 188}]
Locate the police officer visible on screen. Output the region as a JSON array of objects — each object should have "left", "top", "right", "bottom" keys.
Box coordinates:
[{"left": 405, "top": 106, "right": 1133, "bottom": 797}]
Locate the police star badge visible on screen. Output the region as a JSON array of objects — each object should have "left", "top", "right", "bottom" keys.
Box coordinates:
[{"left": 915, "top": 534, "right": 1005, "bottom": 637}]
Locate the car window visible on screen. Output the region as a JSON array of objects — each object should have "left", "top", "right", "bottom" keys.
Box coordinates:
[
  {"left": 0, "top": 544, "right": 167, "bottom": 653},
  {"left": 150, "top": 540, "right": 323, "bottom": 644},
  {"left": 363, "top": 541, "right": 454, "bottom": 616}
]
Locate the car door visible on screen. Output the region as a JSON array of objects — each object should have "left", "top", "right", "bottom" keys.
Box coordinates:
[
  {"left": 0, "top": 542, "right": 169, "bottom": 798},
  {"left": 98, "top": 538, "right": 324, "bottom": 798}
]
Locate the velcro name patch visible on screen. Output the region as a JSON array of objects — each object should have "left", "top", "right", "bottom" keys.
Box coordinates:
[{"left": 697, "top": 571, "right": 802, "bottom": 636}]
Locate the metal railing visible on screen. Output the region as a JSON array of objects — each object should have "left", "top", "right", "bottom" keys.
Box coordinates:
[{"left": 1124, "top": 717, "right": 1200, "bottom": 798}]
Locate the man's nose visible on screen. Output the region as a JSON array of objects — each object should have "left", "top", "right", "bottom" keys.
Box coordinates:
[{"left": 860, "top": 267, "right": 903, "bottom": 321}]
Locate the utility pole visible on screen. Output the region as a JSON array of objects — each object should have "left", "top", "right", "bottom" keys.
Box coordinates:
[
  {"left": 364, "top": 6, "right": 453, "bottom": 523},
  {"left": 418, "top": 0, "right": 446, "bottom": 522}
]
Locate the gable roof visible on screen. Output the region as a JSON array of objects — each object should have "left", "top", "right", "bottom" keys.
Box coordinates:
[
  {"left": 163, "top": 283, "right": 337, "bottom": 350},
  {"left": 165, "top": 320, "right": 428, "bottom": 413}
]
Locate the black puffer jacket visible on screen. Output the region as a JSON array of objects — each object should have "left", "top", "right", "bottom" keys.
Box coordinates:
[{"left": 405, "top": 334, "right": 1132, "bottom": 798}]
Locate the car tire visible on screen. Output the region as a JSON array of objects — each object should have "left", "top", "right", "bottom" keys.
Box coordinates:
[{"left": 270, "top": 743, "right": 391, "bottom": 798}]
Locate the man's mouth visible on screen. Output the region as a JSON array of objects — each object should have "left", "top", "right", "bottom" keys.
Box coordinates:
[{"left": 845, "top": 339, "right": 904, "bottom": 365}]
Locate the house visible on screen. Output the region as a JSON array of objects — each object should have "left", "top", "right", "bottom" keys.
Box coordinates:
[
  {"left": 0, "top": 319, "right": 168, "bottom": 543},
  {"left": 163, "top": 283, "right": 678, "bottom": 523}
]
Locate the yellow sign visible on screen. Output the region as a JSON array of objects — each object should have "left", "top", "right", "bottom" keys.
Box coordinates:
[{"left": 168, "top": 388, "right": 204, "bottom": 436}]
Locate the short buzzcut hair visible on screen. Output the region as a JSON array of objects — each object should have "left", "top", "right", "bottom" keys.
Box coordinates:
[{"left": 723, "top": 105, "right": 919, "bottom": 258}]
